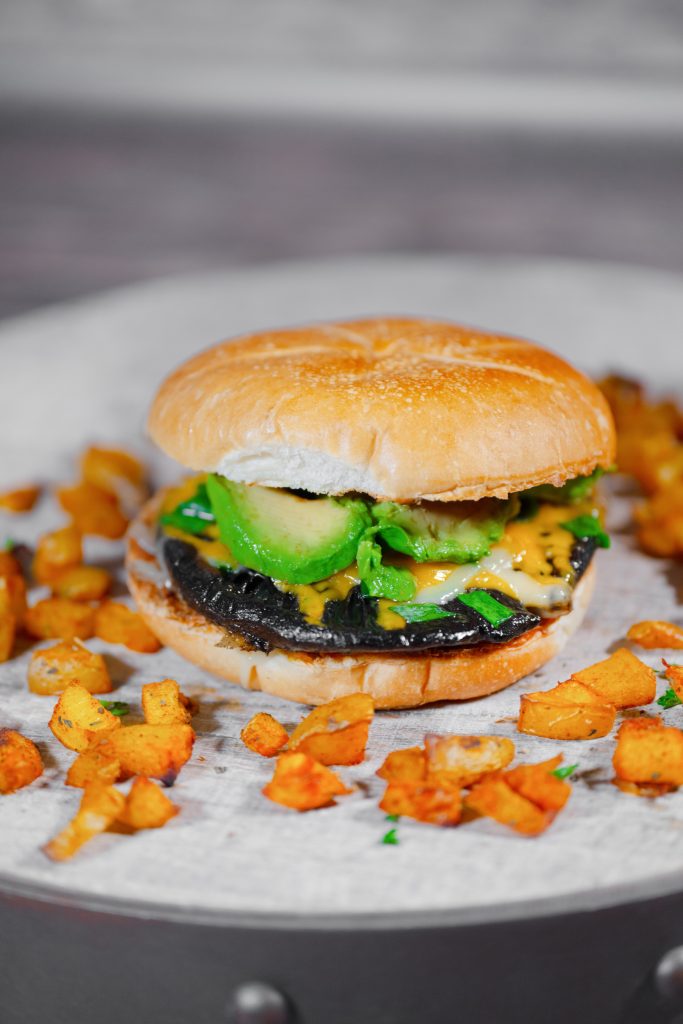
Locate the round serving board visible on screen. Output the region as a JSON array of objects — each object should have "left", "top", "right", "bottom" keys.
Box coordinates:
[{"left": 1, "top": 255, "right": 683, "bottom": 1024}]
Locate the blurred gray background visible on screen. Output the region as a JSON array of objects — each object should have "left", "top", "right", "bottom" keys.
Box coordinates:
[{"left": 1, "top": 0, "right": 682, "bottom": 319}]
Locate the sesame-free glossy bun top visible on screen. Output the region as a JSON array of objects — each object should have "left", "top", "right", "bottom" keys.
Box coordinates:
[{"left": 148, "top": 317, "right": 616, "bottom": 502}]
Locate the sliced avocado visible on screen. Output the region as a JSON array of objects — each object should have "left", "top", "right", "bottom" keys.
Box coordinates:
[
  {"left": 160, "top": 482, "right": 216, "bottom": 536},
  {"left": 524, "top": 468, "right": 605, "bottom": 505},
  {"left": 206, "top": 475, "right": 371, "bottom": 585},
  {"left": 371, "top": 496, "right": 519, "bottom": 564}
]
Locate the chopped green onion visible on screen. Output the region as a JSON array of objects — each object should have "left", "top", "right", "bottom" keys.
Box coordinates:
[
  {"left": 98, "top": 700, "right": 130, "bottom": 717},
  {"left": 552, "top": 763, "right": 578, "bottom": 780},
  {"left": 657, "top": 688, "right": 682, "bottom": 710},
  {"left": 456, "top": 590, "right": 514, "bottom": 627},
  {"left": 385, "top": 813, "right": 400, "bottom": 822},
  {"left": 381, "top": 827, "right": 399, "bottom": 846},
  {"left": 389, "top": 603, "right": 454, "bottom": 623},
  {"left": 560, "top": 514, "right": 610, "bottom": 549}
]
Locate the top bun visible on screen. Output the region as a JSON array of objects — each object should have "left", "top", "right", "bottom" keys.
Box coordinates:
[{"left": 148, "top": 317, "right": 615, "bottom": 502}]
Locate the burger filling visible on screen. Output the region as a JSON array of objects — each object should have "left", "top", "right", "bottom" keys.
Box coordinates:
[{"left": 156, "top": 470, "right": 609, "bottom": 655}]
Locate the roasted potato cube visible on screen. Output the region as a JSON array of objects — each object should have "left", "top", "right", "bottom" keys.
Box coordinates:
[
  {"left": 376, "top": 746, "right": 427, "bottom": 783},
  {"left": 465, "top": 776, "right": 552, "bottom": 836},
  {"left": 518, "top": 680, "right": 616, "bottom": 740},
  {"left": 81, "top": 447, "right": 147, "bottom": 516},
  {"left": 24, "top": 597, "right": 95, "bottom": 641},
  {"left": 109, "top": 724, "right": 195, "bottom": 785},
  {"left": 379, "top": 781, "right": 462, "bottom": 826},
  {"left": 288, "top": 693, "right": 374, "bottom": 766},
  {"left": 635, "top": 482, "right": 683, "bottom": 559},
  {"left": 572, "top": 648, "right": 656, "bottom": 709},
  {"left": 0, "top": 485, "right": 41, "bottom": 514},
  {"left": 94, "top": 601, "right": 161, "bottom": 653},
  {"left": 51, "top": 565, "right": 112, "bottom": 602},
  {"left": 142, "top": 679, "right": 192, "bottom": 726},
  {"left": 0, "top": 612, "right": 16, "bottom": 662},
  {"left": 263, "top": 751, "right": 351, "bottom": 811},
  {"left": 0, "top": 728, "right": 43, "bottom": 793},
  {"left": 613, "top": 717, "right": 683, "bottom": 787},
  {"left": 627, "top": 621, "right": 683, "bottom": 651},
  {"left": 612, "top": 778, "right": 677, "bottom": 798},
  {"left": 33, "top": 525, "right": 82, "bottom": 585},
  {"left": 57, "top": 482, "right": 128, "bottom": 539},
  {"left": 119, "top": 776, "right": 178, "bottom": 829},
  {"left": 241, "top": 712, "right": 289, "bottom": 757},
  {"left": 49, "top": 681, "right": 122, "bottom": 752},
  {"left": 44, "top": 783, "right": 126, "bottom": 861},
  {"left": 28, "top": 639, "right": 112, "bottom": 696},
  {"left": 505, "top": 756, "right": 571, "bottom": 813},
  {"left": 66, "top": 743, "right": 122, "bottom": 787},
  {"left": 0, "top": 573, "right": 27, "bottom": 624},
  {"left": 424, "top": 734, "right": 515, "bottom": 788},
  {"left": 0, "top": 549, "right": 22, "bottom": 578}
]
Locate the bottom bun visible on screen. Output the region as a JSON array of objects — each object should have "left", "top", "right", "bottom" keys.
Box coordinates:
[{"left": 126, "top": 507, "right": 596, "bottom": 709}]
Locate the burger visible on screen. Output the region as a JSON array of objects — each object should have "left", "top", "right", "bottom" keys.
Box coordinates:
[{"left": 127, "top": 317, "right": 616, "bottom": 708}]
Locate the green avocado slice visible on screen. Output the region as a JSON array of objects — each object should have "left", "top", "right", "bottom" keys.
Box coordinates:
[
  {"left": 205, "top": 475, "right": 371, "bottom": 585},
  {"left": 371, "top": 496, "right": 519, "bottom": 564}
]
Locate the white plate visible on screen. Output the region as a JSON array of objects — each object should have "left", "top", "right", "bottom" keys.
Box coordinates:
[{"left": 1, "top": 253, "right": 682, "bottom": 927}]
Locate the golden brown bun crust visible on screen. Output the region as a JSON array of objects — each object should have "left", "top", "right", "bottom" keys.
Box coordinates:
[
  {"left": 126, "top": 501, "right": 596, "bottom": 709},
  {"left": 148, "top": 317, "right": 615, "bottom": 502}
]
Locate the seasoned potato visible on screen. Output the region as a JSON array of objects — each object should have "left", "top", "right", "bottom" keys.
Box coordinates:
[
  {"left": 505, "top": 756, "right": 572, "bottom": 813},
  {"left": 119, "top": 776, "right": 178, "bottom": 829},
  {"left": 24, "top": 597, "right": 95, "bottom": 641},
  {"left": 241, "top": 712, "right": 288, "bottom": 757},
  {"left": 94, "top": 601, "right": 161, "bottom": 653},
  {"left": 379, "top": 781, "right": 462, "bottom": 826},
  {"left": 51, "top": 565, "right": 111, "bottom": 602},
  {"left": 572, "top": 648, "right": 656, "bottom": 709},
  {"left": 0, "top": 613, "right": 16, "bottom": 662},
  {"left": 613, "top": 717, "right": 683, "bottom": 787},
  {"left": 664, "top": 660, "right": 683, "bottom": 701},
  {"left": 66, "top": 742, "right": 122, "bottom": 788},
  {"left": 57, "top": 482, "right": 128, "bottom": 539},
  {"left": 635, "top": 481, "right": 683, "bottom": 559},
  {"left": 0, "top": 485, "right": 41, "bottom": 514},
  {"left": 466, "top": 776, "right": 553, "bottom": 836},
  {"left": 0, "top": 728, "right": 43, "bottom": 793},
  {"left": 81, "top": 447, "right": 147, "bottom": 516},
  {"left": 0, "top": 573, "right": 27, "bottom": 624},
  {"left": 142, "top": 680, "right": 192, "bottom": 726},
  {"left": 44, "top": 783, "right": 126, "bottom": 860},
  {"left": 0, "top": 549, "right": 22, "bottom": 578},
  {"left": 108, "top": 724, "right": 195, "bottom": 784},
  {"left": 288, "top": 693, "right": 374, "bottom": 766},
  {"left": 627, "top": 620, "right": 683, "bottom": 650},
  {"left": 376, "top": 746, "right": 427, "bottom": 784},
  {"left": 263, "top": 751, "right": 351, "bottom": 811},
  {"left": 518, "top": 680, "right": 616, "bottom": 740},
  {"left": 28, "top": 639, "right": 112, "bottom": 696},
  {"left": 425, "top": 734, "right": 515, "bottom": 788},
  {"left": 49, "top": 682, "right": 122, "bottom": 752},
  {"left": 33, "top": 525, "right": 82, "bottom": 585}
]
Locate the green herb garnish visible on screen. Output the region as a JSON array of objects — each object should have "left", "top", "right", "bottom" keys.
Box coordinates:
[
  {"left": 3, "top": 538, "right": 16, "bottom": 552},
  {"left": 456, "top": 590, "right": 514, "bottom": 627},
  {"left": 657, "top": 688, "right": 682, "bottom": 710},
  {"left": 160, "top": 482, "right": 216, "bottom": 536},
  {"left": 381, "top": 827, "right": 399, "bottom": 846},
  {"left": 389, "top": 603, "right": 454, "bottom": 623},
  {"left": 385, "top": 814, "right": 400, "bottom": 822},
  {"left": 98, "top": 700, "right": 130, "bottom": 717},
  {"left": 552, "top": 763, "right": 578, "bottom": 780},
  {"left": 560, "top": 514, "right": 610, "bottom": 549},
  {"left": 357, "top": 531, "right": 416, "bottom": 602}
]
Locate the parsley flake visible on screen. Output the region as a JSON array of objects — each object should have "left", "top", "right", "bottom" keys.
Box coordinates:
[
  {"left": 98, "top": 700, "right": 130, "bottom": 717},
  {"left": 552, "top": 763, "right": 578, "bottom": 780},
  {"left": 381, "top": 828, "right": 399, "bottom": 846},
  {"left": 657, "top": 688, "right": 682, "bottom": 710}
]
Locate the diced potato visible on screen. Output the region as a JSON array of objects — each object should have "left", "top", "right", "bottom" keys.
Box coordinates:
[
  {"left": 613, "top": 717, "right": 683, "bottom": 787},
  {"left": 49, "top": 682, "right": 122, "bottom": 752},
  {"left": 57, "top": 482, "right": 128, "bottom": 539},
  {"left": 142, "top": 679, "right": 192, "bottom": 726},
  {"left": 613, "top": 778, "right": 677, "bottom": 798},
  {"left": 0, "top": 549, "right": 22, "bottom": 578},
  {"left": 24, "top": 597, "right": 95, "bottom": 641},
  {"left": 376, "top": 746, "right": 427, "bottom": 784},
  {"left": 81, "top": 447, "right": 147, "bottom": 516},
  {"left": 635, "top": 482, "right": 683, "bottom": 559},
  {"left": 664, "top": 660, "right": 683, "bottom": 701},
  {"left": 518, "top": 680, "right": 616, "bottom": 740},
  {"left": 119, "top": 776, "right": 178, "bottom": 829},
  {"left": 572, "top": 648, "right": 656, "bottom": 709},
  {"left": 0, "top": 613, "right": 16, "bottom": 662},
  {"left": 33, "top": 525, "right": 82, "bottom": 585},
  {"left": 0, "top": 485, "right": 41, "bottom": 514},
  {"left": 44, "top": 783, "right": 126, "bottom": 861},
  {"left": 66, "top": 744, "right": 122, "bottom": 788},
  {"left": 465, "top": 776, "right": 552, "bottom": 836},
  {"left": 288, "top": 693, "right": 374, "bottom": 766},
  {"left": 109, "top": 724, "right": 195, "bottom": 785},
  {"left": 627, "top": 621, "right": 683, "bottom": 651},
  {"left": 28, "top": 639, "right": 112, "bottom": 696},
  {"left": 241, "top": 712, "right": 289, "bottom": 757},
  {"left": 505, "top": 756, "right": 571, "bottom": 813},
  {"left": 0, "top": 573, "right": 27, "bottom": 624},
  {"left": 262, "top": 751, "right": 351, "bottom": 811},
  {"left": 51, "top": 565, "right": 111, "bottom": 602},
  {"left": 94, "top": 601, "right": 161, "bottom": 653},
  {"left": 0, "top": 728, "right": 43, "bottom": 793},
  {"left": 379, "top": 781, "right": 462, "bottom": 826},
  {"left": 424, "top": 734, "right": 515, "bottom": 788}
]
